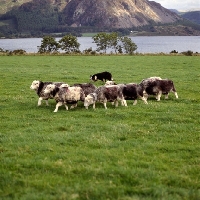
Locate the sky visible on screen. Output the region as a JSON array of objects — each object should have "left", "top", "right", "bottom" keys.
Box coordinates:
[{"left": 153, "top": 0, "right": 200, "bottom": 11}]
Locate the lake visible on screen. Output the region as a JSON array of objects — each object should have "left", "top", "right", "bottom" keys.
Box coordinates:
[{"left": 0, "top": 36, "right": 199, "bottom": 53}]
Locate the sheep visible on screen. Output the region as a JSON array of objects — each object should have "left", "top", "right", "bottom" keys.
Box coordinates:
[
  {"left": 30, "top": 80, "right": 66, "bottom": 106},
  {"left": 44, "top": 84, "right": 85, "bottom": 112}
]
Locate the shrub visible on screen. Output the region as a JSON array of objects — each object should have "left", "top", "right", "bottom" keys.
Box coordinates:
[
  {"left": 83, "top": 47, "right": 93, "bottom": 54},
  {"left": 181, "top": 50, "right": 193, "bottom": 56},
  {"left": 11, "top": 49, "right": 26, "bottom": 55},
  {"left": 170, "top": 50, "right": 178, "bottom": 54}
]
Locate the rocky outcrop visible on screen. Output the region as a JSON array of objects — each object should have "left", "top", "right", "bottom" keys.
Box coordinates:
[{"left": 62, "top": 0, "right": 181, "bottom": 28}]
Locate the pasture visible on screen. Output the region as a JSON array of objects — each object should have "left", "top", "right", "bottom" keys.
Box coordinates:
[{"left": 0, "top": 55, "right": 200, "bottom": 199}]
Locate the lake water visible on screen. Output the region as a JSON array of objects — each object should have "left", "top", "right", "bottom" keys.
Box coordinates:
[{"left": 0, "top": 36, "right": 199, "bottom": 53}]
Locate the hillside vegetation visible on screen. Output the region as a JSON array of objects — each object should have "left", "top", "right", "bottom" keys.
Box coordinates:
[
  {"left": 0, "top": 0, "right": 32, "bottom": 15},
  {"left": 0, "top": 0, "right": 200, "bottom": 38},
  {"left": 181, "top": 11, "right": 200, "bottom": 25},
  {"left": 0, "top": 55, "right": 200, "bottom": 199}
]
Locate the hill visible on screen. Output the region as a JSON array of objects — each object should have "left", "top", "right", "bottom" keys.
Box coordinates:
[
  {"left": 0, "top": 0, "right": 200, "bottom": 37},
  {"left": 0, "top": 0, "right": 32, "bottom": 15},
  {"left": 181, "top": 11, "right": 200, "bottom": 25},
  {"left": 169, "top": 9, "right": 179, "bottom": 14},
  {"left": 62, "top": 0, "right": 181, "bottom": 28}
]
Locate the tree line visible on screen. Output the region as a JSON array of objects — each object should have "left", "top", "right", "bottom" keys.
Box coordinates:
[{"left": 38, "top": 32, "right": 137, "bottom": 54}]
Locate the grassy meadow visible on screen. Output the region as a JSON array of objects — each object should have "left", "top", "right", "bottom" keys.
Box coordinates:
[{"left": 0, "top": 55, "right": 200, "bottom": 200}]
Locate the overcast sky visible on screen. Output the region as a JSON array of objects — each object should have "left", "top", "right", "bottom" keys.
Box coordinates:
[{"left": 153, "top": 0, "right": 200, "bottom": 11}]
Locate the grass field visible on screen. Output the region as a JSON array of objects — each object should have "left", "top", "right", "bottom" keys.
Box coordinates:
[{"left": 0, "top": 55, "right": 200, "bottom": 200}]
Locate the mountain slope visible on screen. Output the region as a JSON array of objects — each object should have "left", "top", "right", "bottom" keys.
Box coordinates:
[
  {"left": 0, "top": 0, "right": 181, "bottom": 29},
  {"left": 62, "top": 0, "right": 181, "bottom": 28},
  {"left": 181, "top": 11, "right": 200, "bottom": 25},
  {"left": 0, "top": 0, "right": 32, "bottom": 15},
  {"left": 2, "top": 0, "right": 199, "bottom": 37}
]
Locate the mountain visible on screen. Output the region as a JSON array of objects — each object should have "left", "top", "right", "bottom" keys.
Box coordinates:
[
  {"left": 0, "top": 0, "right": 32, "bottom": 15},
  {"left": 0, "top": 0, "right": 181, "bottom": 29},
  {"left": 181, "top": 11, "right": 200, "bottom": 25},
  {"left": 0, "top": 0, "right": 69, "bottom": 34},
  {"left": 1, "top": 0, "right": 200, "bottom": 37},
  {"left": 169, "top": 9, "right": 180, "bottom": 14},
  {"left": 62, "top": 0, "right": 181, "bottom": 28}
]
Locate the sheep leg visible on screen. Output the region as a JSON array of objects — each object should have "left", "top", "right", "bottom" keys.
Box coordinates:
[
  {"left": 70, "top": 103, "right": 77, "bottom": 109},
  {"left": 157, "top": 91, "right": 162, "bottom": 101},
  {"left": 54, "top": 102, "right": 63, "bottom": 112},
  {"left": 143, "top": 91, "right": 148, "bottom": 101},
  {"left": 133, "top": 99, "right": 137, "bottom": 105},
  {"left": 141, "top": 96, "right": 148, "bottom": 104},
  {"left": 37, "top": 97, "right": 43, "bottom": 106},
  {"left": 115, "top": 100, "right": 118, "bottom": 107},
  {"left": 174, "top": 92, "right": 178, "bottom": 98},
  {"left": 45, "top": 100, "right": 49, "bottom": 106},
  {"left": 64, "top": 104, "right": 69, "bottom": 111},
  {"left": 103, "top": 102, "right": 107, "bottom": 109},
  {"left": 123, "top": 99, "right": 127, "bottom": 107}
]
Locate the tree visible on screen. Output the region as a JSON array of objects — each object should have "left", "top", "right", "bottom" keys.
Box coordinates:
[
  {"left": 92, "top": 32, "right": 137, "bottom": 54},
  {"left": 38, "top": 36, "right": 60, "bottom": 53},
  {"left": 92, "top": 32, "right": 110, "bottom": 53},
  {"left": 59, "top": 34, "right": 80, "bottom": 53},
  {"left": 120, "top": 36, "right": 137, "bottom": 54},
  {"left": 108, "top": 32, "right": 119, "bottom": 53}
]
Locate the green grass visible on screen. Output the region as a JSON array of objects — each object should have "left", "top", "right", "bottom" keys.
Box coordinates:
[
  {"left": 81, "top": 33, "right": 98, "bottom": 37},
  {"left": 0, "top": 55, "right": 200, "bottom": 200}
]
